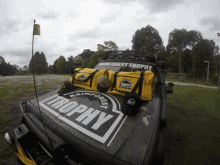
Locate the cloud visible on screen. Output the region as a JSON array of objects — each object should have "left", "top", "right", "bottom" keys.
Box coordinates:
[
  {"left": 69, "top": 28, "right": 101, "bottom": 40},
  {"left": 36, "top": 10, "right": 59, "bottom": 20},
  {"left": 99, "top": 11, "right": 122, "bottom": 24},
  {"left": 119, "top": 45, "right": 130, "bottom": 50},
  {"left": 144, "top": 0, "right": 185, "bottom": 13},
  {"left": 64, "top": 46, "right": 78, "bottom": 52},
  {"left": 67, "top": 11, "right": 80, "bottom": 19},
  {"left": 199, "top": 15, "right": 220, "bottom": 32},
  {"left": 0, "top": 19, "right": 20, "bottom": 35},
  {"left": 102, "top": 0, "right": 185, "bottom": 13}
]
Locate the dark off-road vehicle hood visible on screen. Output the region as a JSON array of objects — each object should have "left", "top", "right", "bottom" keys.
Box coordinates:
[{"left": 26, "top": 87, "right": 162, "bottom": 165}]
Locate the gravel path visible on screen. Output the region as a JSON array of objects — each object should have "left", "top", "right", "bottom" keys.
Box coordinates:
[{"left": 165, "top": 81, "right": 219, "bottom": 90}]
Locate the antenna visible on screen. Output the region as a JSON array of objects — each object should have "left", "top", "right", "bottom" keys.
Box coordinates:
[{"left": 32, "top": 19, "right": 54, "bottom": 151}]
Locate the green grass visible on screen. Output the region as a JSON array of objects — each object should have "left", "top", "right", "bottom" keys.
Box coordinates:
[
  {"left": 1, "top": 79, "right": 220, "bottom": 164},
  {"left": 165, "top": 85, "right": 220, "bottom": 165},
  {"left": 0, "top": 80, "right": 60, "bottom": 162},
  {"left": 0, "top": 82, "right": 37, "bottom": 161},
  {"left": 165, "top": 77, "right": 218, "bottom": 87}
]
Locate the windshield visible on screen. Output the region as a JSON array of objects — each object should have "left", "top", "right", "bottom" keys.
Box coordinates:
[{"left": 94, "top": 62, "right": 156, "bottom": 74}]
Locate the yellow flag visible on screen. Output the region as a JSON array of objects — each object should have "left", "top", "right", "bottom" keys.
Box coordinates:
[{"left": 33, "top": 24, "right": 40, "bottom": 35}]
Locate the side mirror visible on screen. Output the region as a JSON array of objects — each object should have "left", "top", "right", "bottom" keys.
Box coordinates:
[
  {"left": 168, "top": 82, "right": 174, "bottom": 87},
  {"left": 166, "top": 82, "right": 174, "bottom": 94},
  {"left": 166, "top": 86, "right": 173, "bottom": 94}
]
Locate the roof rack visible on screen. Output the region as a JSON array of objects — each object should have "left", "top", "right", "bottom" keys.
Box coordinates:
[{"left": 102, "top": 50, "right": 157, "bottom": 62}]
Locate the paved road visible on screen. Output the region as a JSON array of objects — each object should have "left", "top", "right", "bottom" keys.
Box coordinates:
[{"left": 165, "top": 81, "right": 219, "bottom": 90}]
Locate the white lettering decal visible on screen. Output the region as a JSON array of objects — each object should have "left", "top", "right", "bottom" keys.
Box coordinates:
[
  {"left": 100, "top": 106, "right": 108, "bottom": 109},
  {"left": 47, "top": 96, "right": 63, "bottom": 105},
  {"left": 66, "top": 104, "right": 88, "bottom": 116},
  {"left": 91, "top": 112, "right": 113, "bottom": 130},
  {"left": 148, "top": 66, "right": 152, "bottom": 70},
  {"left": 101, "top": 102, "right": 108, "bottom": 106},
  {"left": 101, "top": 99, "right": 107, "bottom": 102},
  {"left": 76, "top": 108, "right": 100, "bottom": 125},
  {"left": 51, "top": 98, "right": 69, "bottom": 109},
  {"left": 137, "top": 64, "right": 140, "bottom": 68},
  {"left": 132, "top": 64, "right": 137, "bottom": 68},
  {"left": 140, "top": 64, "right": 145, "bottom": 69},
  {"left": 59, "top": 101, "right": 78, "bottom": 113}
]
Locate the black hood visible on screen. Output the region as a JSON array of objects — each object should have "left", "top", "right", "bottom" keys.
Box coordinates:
[{"left": 28, "top": 88, "right": 161, "bottom": 165}]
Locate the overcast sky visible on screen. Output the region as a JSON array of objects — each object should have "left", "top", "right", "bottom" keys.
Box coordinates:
[{"left": 0, "top": 0, "right": 219, "bottom": 68}]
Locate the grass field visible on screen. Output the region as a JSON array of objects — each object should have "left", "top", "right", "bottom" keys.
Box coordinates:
[
  {"left": 165, "top": 85, "right": 220, "bottom": 165},
  {"left": 0, "top": 76, "right": 220, "bottom": 164},
  {"left": 0, "top": 77, "right": 64, "bottom": 165}
]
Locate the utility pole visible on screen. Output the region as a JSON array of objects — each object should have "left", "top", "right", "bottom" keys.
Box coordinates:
[
  {"left": 204, "top": 61, "right": 209, "bottom": 88},
  {"left": 218, "top": 71, "right": 220, "bottom": 92}
]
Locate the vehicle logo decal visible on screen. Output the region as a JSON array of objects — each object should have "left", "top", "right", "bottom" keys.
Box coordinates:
[
  {"left": 78, "top": 74, "right": 86, "bottom": 81},
  {"left": 97, "top": 62, "right": 153, "bottom": 70},
  {"left": 119, "top": 79, "right": 132, "bottom": 89},
  {"left": 39, "top": 92, "right": 127, "bottom": 147}
]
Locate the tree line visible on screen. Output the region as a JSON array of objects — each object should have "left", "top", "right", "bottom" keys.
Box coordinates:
[{"left": 1, "top": 25, "right": 220, "bottom": 85}]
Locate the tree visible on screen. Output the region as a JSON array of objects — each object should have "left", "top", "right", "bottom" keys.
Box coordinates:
[
  {"left": 131, "top": 25, "right": 164, "bottom": 54},
  {"left": 53, "top": 59, "right": 58, "bottom": 74},
  {"left": 87, "top": 41, "right": 119, "bottom": 68},
  {"left": 166, "top": 29, "right": 189, "bottom": 73},
  {"left": 214, "top": 45, "right": 219, "bottom": 56},
  {"left": 97, "top": 41, "right": 118, "bottom": 51},
  {"left": 48, "top": 65, "right": 53, "bottom": 74},
  {"left": 185, "top": 30, "right": 203, "bottom": 76},
  {"left": 56, "top": 55, "right": 66, "bottom": 74},
  {"left": 0, "top": 56, "right": 5, "bottom": 64},
  {"left": 186, "top": 30, "right": 203, "bottom": 50},
  {"left": 29, "top": 51, "right": 48, "bottom": 74},
  {"left": 192, "top": 38, "right": 216, "bottom": 79},
  {"left": 77, "top": 49, "right": 95, "bottom": 68},
  {"left": 87, "top": 50, "right": 105, "bottom": 68},
  {"left": 67, "top": 55, "right": 74, "bottom": 74},
  {"left": 23, "top": 65, "right": 29, "bottom": 70},
  {"left": 0, "top": 58, "right": 17, "bottom": 76},
  {"left": 39, "top": 52, "right": 48, "bottom": 74}
]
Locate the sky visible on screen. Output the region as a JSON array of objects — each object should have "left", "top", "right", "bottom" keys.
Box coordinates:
[{"left": 0, "top": 0, "right": 220, "bottom": 68}]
